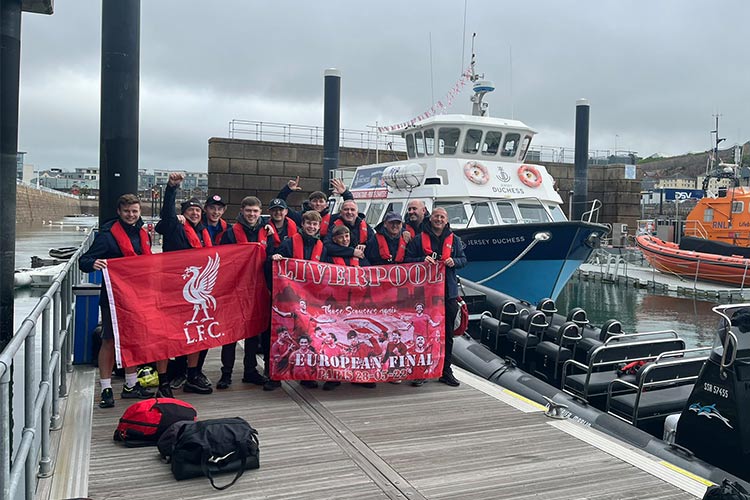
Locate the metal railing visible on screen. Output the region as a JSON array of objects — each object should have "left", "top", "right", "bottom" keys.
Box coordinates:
[
  {"left": 0, "top": 230, "right": 94, "bottom": 500},
  {"left": 228, "top": 119, "right": 407, "bottom": 152}
]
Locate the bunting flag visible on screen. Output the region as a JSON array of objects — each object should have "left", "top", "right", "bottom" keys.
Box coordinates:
[
  {"left": 270, "top": 259, "right": 446, "bottom": 383},
  {"left": 377, "top": 67, "right": 473, "bottom": 133},
  {"left": 103, "top": 243, "right": 271, "bottom": 368}
]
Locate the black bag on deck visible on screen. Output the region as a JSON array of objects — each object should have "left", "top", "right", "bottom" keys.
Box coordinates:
[
  {"left": 167, "top": 417, "right": 259, "bottom": 490},
  {"left": 703, "top": 479, "right": 750, "bottom": 500},
  {"left": 113, "top": 398, "right": 197, "bottom": 446}
]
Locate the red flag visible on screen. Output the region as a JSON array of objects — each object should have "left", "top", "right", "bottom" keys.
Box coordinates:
[
  {"left": 104, "top": 243, "right": 270, "bottom": 367},
  {"left": 270, "top": 259, "right": 445, "bottom": 383}
]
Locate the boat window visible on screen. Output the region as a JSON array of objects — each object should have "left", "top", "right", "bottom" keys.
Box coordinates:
[
  {"left": 366, "top": 202, "right": 386, "bottom": 225},
  {"left": 463, "top": 129, "right": 483, "bottom": 154},
  {"left": 733, "top": 201, "right": 744, "bottom": 214},
  {"left": 482, "top": 131, "right": 502, "bottom": 156},
  {"left": 519, "top": 135, "right": 533, "bottom": 161},
  {"left": 703, "top": 208, "right": 714, "bottom": 222},
  {"left": 415, "top": 131, "right": 425, "bottom": 157},
  {"left": 434, "top": 201, "right": 468, "bottom": 225},
  {"left": 385, "top": 201, "right": 403, "bottom": 216},
  {"left": 518, "top": 203, "right": 550, "bottom": 223},
  {"left": 424, "top": 129, "right": 435, "bottom": 156},
  {"left": 501, "top": 133, "right": 521, "bottom": 157},
  {"left": 438, "top": 127, "right": 460, "bottom": 155},
  {"left": 548, "top": 205, "right": 567, "bottom": 222},
  {"left": 495, "top": 202, "right": 518, "bottom": 224},
  {"left": 405, "top": 133, "right": 416, "bottom": 158},
  {"left": 471, "top": 202, "right": 494, "bottom": 225}
]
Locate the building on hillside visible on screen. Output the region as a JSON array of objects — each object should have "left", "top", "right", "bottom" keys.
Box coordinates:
[{"left": 654, "top": 175, "right": 696, "bottom": 190}]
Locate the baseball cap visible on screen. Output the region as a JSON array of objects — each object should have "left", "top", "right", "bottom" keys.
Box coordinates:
[
  {"left": 269, "top": 198, "right": 288, "bottom": 210},
  {"left": 384, "top": 211, "right": 403, "bottom": 223},
  {"left": 181, "top": 198, "right": 202, "bottom": 213},
  {"left": 205, "top": 194, "right": 226, "bottom": 207}
]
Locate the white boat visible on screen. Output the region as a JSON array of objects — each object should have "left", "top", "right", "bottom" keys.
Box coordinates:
[
  {"left": 28, "top": 263, "right": 66, "bottom": 287},
  {"left": 335, "top": 58, "right": 607, "bottom": 303},
  {"left": 13, "top": 269, "right": 33, "bottom": 288}
]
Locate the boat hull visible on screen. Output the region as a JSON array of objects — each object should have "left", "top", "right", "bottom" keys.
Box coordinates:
[
  {"left": 636, "top": 235, "right": 750, "bottom": 286},
  {"left": 456, "top": 221, "right": 605, "bottom": 303}
]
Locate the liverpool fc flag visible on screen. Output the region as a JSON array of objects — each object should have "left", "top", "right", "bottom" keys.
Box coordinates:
[{"left": 103, "top": 243, "right": 270, "bottom": 367}]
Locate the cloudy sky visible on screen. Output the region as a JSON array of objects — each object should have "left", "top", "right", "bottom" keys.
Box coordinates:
[{"left": 17, "top": 0, "right": 750, "bottom": 172}]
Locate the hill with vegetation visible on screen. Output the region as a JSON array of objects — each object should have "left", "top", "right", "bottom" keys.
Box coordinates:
[{"left": 638, "top": 142, "right": 750, "bottom": 180}]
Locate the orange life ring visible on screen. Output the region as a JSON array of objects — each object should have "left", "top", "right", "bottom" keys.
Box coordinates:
[{"left": 518, "top": 164, "right": 542, "bottom": 188}]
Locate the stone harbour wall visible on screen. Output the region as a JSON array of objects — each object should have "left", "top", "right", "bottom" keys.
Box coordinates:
[{"left": 16, "top": 183, "right": 81, "bottom": 225}]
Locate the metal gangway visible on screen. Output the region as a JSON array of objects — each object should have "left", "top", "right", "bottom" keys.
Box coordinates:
[{"left": 1, "top": 231, "right": 94, "bottom": 500}]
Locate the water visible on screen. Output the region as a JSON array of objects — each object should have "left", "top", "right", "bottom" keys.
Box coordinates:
[{"left": 556, "top": 277, "right": 719, "bottom": 348}]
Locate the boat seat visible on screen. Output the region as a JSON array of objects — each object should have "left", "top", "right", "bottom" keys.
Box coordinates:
[
  {"left": 535, "top": 322, "right": 582, "bottom": 385},
  {"left": 606, "top": 354, "right": 707, "bottom": 426},
  {"left": 574, "top": 319, "right": 624, "bottom": 364},
  {"left": 506, "top": 310, "right": 547, "bottom": 366},
  {"left": 562, "top": 337, "right": 687, "bottom": 403},
  {"left": 479, "top": 315, "right": 512, "bottom": 354}
]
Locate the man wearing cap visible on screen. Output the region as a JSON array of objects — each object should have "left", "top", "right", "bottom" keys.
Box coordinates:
[
  {"left": 203, "top": 194, "right": 228, "bottom": 245},
  {"left": 216, "top": 195, "right": 271, "bottom": 389},
  {"left": 367, "top": 211, "right": 409, "bottom": 265},
  {"left": 324, "top": 200, "right": 374, "bottom": 262},
  {"left": 266, "top": 198, "right": 298, "bottom": 251},
  {"left": 155, "top": 172, "right": 214, "bottom": 395},
  {"left": 277, "top": 176, "right": 352, "bottom": 237},
  {"left": 405, "top": 207, "right": 467, "bottom": 387}
]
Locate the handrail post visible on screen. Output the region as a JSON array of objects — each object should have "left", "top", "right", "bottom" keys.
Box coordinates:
[
  {"left": 1, "top": 361, "right": 10, "bottom": 500},
  {"left": 51, "top": 289, "right": 62, "bottom": 429},
  {"left": 24, "top": 321, "right": 36, "bottom": 500},
  {"left": 39, "top": 306, "right": 52, "bottom": 477}
]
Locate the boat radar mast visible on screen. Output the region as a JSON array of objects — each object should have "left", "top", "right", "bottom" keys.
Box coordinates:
[{"left": 468, "top": 38, "right": 495, "bottom": 117}]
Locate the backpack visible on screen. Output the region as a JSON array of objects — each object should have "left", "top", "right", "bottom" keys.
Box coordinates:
[
  {"left": 113, "top": 397, "right": 197, "bottom": 446},
  {"left": 164, "top": 417, "right": 259, "bottom": 490},
  {"left": 703, "top": 479, "right": 750, "bottom": 500}
]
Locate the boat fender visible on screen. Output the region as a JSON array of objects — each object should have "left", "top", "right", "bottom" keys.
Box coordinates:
[{"left": 518, "top": 164, "right": 542, "bottom": 188}]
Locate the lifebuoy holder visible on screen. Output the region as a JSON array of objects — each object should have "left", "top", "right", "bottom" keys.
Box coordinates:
[{"left": 518, "top": 164, "right": 542, "bottom": 188}]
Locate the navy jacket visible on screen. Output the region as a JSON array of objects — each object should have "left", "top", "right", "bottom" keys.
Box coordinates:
[
  {"left": 366, "top": 222, "right": 407, "bottom": 265},
  {"left": 155, "top": 184, "right": 210, "bottom": 252},
  {"left": 405, "top": 225, "right": 467, "bottom": 299},
  {"left": 323, "top": 214, "right": 375, "bottom": 259},
  {"left": 273, "top": 233, "right": 328, "bottom": 262}
]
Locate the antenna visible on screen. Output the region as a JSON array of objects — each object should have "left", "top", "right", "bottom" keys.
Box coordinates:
[
  {"left": 460, "top": 0, "right": 468, "bottom": 73},
  {"left": 429, "top": 33, "right": 435, "bottom": 104},
  {"left": 509, "top": 45, "right": 514, "bottom": 119}
]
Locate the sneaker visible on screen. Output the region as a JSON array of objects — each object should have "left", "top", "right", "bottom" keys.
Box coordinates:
[
  {"left": 352, "top": 382, "right": 376, "bottom": 389},
  {"left": 184, "top": 376, "right": 213, "bottom": 395},
  {"left": 388, "top": 380, "right": 403, "bottom": 385},
  {"left": 263, "top": 379, "right": 281, "bottom": 391},
  {"left": 156, "top": 384, "right": 174, "bottom": 399},
  {"left": 216, "top": 373, "right": 232, "bottom": 390},
  {"left": 99, "top": 388, "right": 115, "bottom": 408},
  {"left": 196, "top": 371, "right": 212, "bottom": 387},
  {"left": 411, "top": 379, "right": 425, "bottom": 387},
  {"left": 438, "top": 372, "right": 460, "bottom": 387},
  {"left": 242, "top": 371, "right": 266, "bottom": 385},
  {"left": 169, "top": 374, "right": 187, "bottom": 389},
  {"left": 322, "top": 381, "right": 341, "bottom": 391},
  {"left": 121, "top": 382, "right": 155, "bottom": 399},
  {"left": 299, "top": 380, "right": 318, "bottom": 389}
]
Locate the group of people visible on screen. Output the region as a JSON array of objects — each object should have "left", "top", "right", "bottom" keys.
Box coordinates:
[{"left": 80, "top": 172, "right": 466, "bottom": 409}]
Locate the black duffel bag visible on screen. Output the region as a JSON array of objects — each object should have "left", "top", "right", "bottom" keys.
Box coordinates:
[{"left": 166, "top": 417, "right": 259, "bottom": 490}]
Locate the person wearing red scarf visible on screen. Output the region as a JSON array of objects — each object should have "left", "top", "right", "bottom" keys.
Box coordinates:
[
  {"left": 275, "top": 176, "right": 353, "bottom": 237},
  {"left": 202, "top": 194, "right": 228, "bottom": 245},
  {"left": 216, "top": 196, "right": 271, "bottom": 389},
  {"left": 79, "top": 194, "right": 156, "bottom": 409},
  {"left": 324, "top": 199, "right": 374, "bottom": 263},
  {"left": 405, "top": 207, "right": 467, "bottom": 387},
  {"left": 366, "top": 211, "right": 408, "bottom": 265},
  {"left": 155, "top": 172, "right": 214, "bottom": 396}
]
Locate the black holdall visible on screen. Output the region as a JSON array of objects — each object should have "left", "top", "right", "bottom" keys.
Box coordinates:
[{"left": 163, "top": 417, "right": 260, "bottom": 490}]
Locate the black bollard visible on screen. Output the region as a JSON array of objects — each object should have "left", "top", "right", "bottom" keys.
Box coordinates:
[
  {"left": 99, "top": 0, "right": 140, "bottom": 224},
  {"left": 0, "top": 0, "right": 22, "bottom": 352},
  {"left": 572, "top": 98, "right": 590, "bottom": 221},
  {"left": 322, "top": 69, "right": 341, "bottom": 192}
]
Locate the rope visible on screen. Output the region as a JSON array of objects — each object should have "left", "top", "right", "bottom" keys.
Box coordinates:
[{"left": 476, "top": 231, "right": 551, "bottom": 284}]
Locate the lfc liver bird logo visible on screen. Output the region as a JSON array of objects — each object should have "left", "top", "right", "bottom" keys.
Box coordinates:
[{"left": 181, "top": 253, "right": 220, "bottom": 325}]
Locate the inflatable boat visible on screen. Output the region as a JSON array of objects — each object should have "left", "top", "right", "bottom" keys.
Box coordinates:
[{"left": 454, "top": 277, "right": 750, "bottom": 487}]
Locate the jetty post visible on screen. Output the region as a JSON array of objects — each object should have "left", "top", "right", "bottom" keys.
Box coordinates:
[
  {"left": 572, "top": 98, "right": 590, "bottom": 221},
  {"left": 322, "top": 69, "right": 341, "bottom": 192},
  {"left": 99, "top": 0, "right": 140, "bottom": 224}
]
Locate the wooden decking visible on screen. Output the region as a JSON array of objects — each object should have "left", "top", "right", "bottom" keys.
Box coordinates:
[{"left": 46, "top": 353, "right": 705, "bottom": 500}]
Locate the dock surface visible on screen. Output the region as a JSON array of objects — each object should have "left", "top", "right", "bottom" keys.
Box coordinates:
[{"left": 48, "top": 353, "right": 704, "bottom": 500}]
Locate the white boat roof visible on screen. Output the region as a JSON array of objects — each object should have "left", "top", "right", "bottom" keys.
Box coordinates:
[{"left": 393, "top": 113, "right": 536, "bottom": 135}]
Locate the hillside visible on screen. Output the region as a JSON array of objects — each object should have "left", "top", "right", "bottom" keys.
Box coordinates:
[{"left": 638, "top": 142, "right": 750, "bottom": 180}]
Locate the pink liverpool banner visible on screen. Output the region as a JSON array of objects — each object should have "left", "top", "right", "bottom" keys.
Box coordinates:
[
  {"left": 270, "top": 259, "right": 446, "bottom": 383},
  {"left": 104, "top": 243, "right": 270, "bottom": 368}
]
